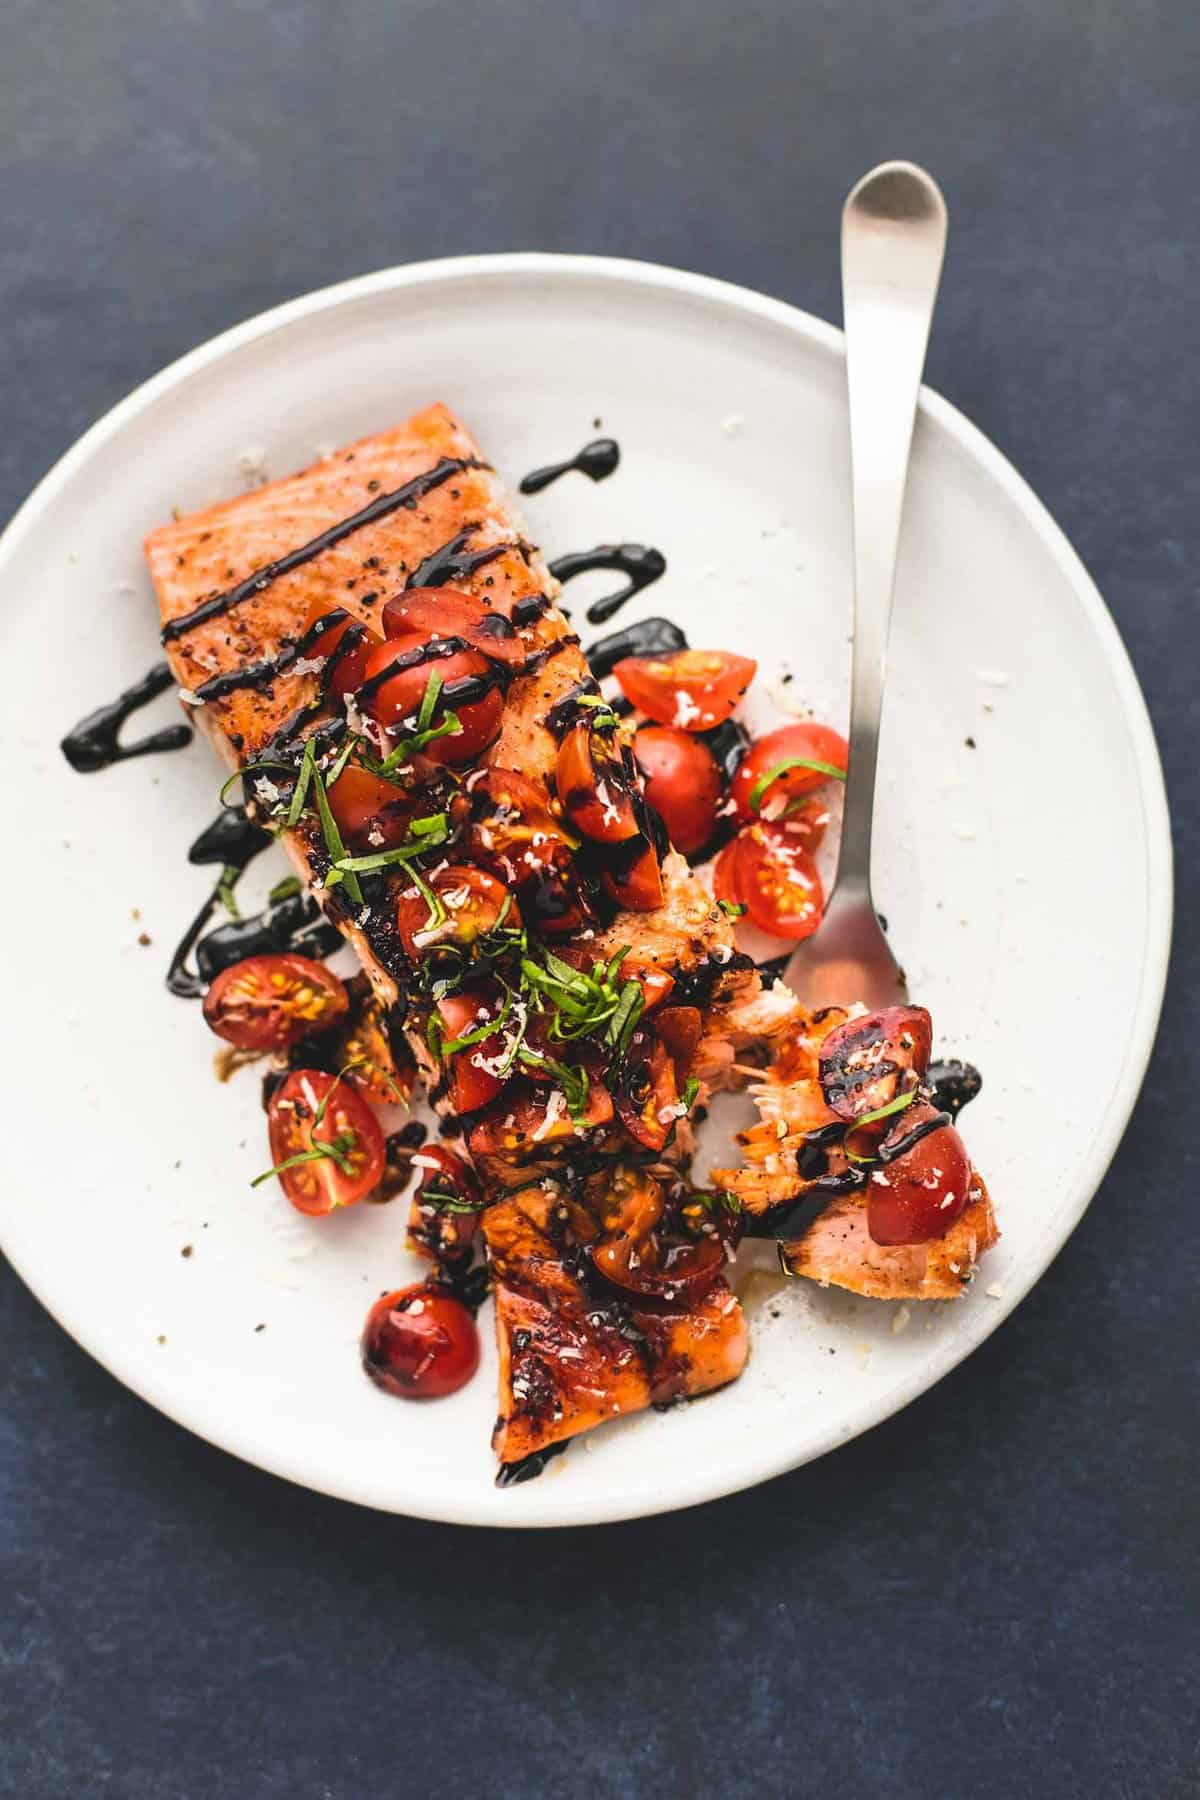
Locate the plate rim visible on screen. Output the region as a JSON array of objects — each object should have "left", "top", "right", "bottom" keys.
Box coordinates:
[{"left": 0, "top": 252, "right": 1174, "bottom": 1528}]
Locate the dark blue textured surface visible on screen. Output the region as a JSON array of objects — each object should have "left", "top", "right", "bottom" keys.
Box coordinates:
[{"left": 2, "top": 3, "right": 1197, "bottom": 1795}]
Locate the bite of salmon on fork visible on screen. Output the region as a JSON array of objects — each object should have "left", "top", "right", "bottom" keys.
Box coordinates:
[
  {"left": 714, "top": 1003, "right": 997, "bottom": 1301},
  {"left": 145, "top": 402, "right": 762, "bottom": 1476}
]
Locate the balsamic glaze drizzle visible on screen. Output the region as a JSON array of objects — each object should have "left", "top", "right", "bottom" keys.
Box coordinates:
[
  {"left": 926, "top": 1060, "right": 984, "bottom": 1119},
  {"left": 196, "top": 893, "right": 342, "bottom": 987},
  {"left": 165, "top": 809, "right": 274, "bottom": 998},
  {"left": 161, "top": 456, "right": 485, "bottom": 643},
  {"left": 702, "top": 716, "right": 750, "bottom": 787},
  {"left": 191, "top": 606, "right": 358, "bottom": 705},
  {"left": 406, "top": 528, "right": 512, "bottom": 590},
  {"left": 746, "top": 1081, "right": 976, "bottom": 1243},
  {"left": 549, "top": 543, "right": 666, "bottom": 626},
  {"left": 60, "top": 662, "right": 193, "bottom": 773},
  {"left": 519, "top": 437, "right": 620, "bottom": 495},
  {"left": 495, "top": 1440, "right": 569, "bottom": 1487},
  {"left": 188, "top": 807, "right": 271, "bottom": 869}
]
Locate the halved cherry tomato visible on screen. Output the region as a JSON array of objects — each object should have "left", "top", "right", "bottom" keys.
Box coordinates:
[
  {"left": 301, "top": 599, "right": 379, "bottom": 702},
  {"left": 819, "top": 1006, "right": 933, "bottom": 1122},
  {"left": 361, "top": 632, "right": 502, "bottom": 763},
  {"left": 555, "top": 721, "right": 640, "bottom": 843},
  {"left": 434, "top": 989, "right": 510, "bottom": 1114},
  {"left": 407, "top": 1145, "right": 483, "bottom": 1263},
  {"left": 731, "top": 721, "right": 848, "bottom": 822},
  {"left": 767, "top": 791, "right": 832, "bottom": 854},
  {"left": 865, "top": 1102, "right": 971, "bottom": 1245},
  {"left": 327, "top": 759, "right": 414, "bottom": 852},
  {"left": 466, "top": 768, "right": 578, "bottom": 884},
  {"left": 396, "top": 864, "right": 517, "bottom": 960},
  {"left": 590, "top": 1168, "right": 724, "bottom": 1301},
  {"left": 382, "top": 587, "right": 528, "bottom": 667},
  {"left": 603, "top": 1233, "right": 725, "bottom": 1301},
  {"left": 614, "top": 649, "right": 757, "bottom": 732},
  {"left": 602, "top": 838, "right": 664, "bottom": 913},
  {"left": 265, "top": 1070, "right": 385, "bottom": 1215},
  {"left": 361, "top": 1283, "right": 480, "bottom": 1398},
  {"left": 467, "top": 1076, "right": 613, "bottom": 1157},
  {"left": 735, "top": 821, "right": 825, "bottom": 939},
  {"left": 614, "top": 1032, "right": 682, "bottom": 1151},
  {"left": 632, "top": 726, "right": 721, "bottom": 855},
  {"left": 203, "top": 954, "right": 348, "bottom": 1051}
]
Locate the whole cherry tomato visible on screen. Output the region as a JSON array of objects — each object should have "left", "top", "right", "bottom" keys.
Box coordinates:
[
  {"left": 361, "top": 632, "right": 502, "bottom": 763},
  {"left": 361, "top": 1283, "right": 480, "bottom": 1398},
  {"left": 633, "top": 726, "right": 721, "bottom": 855},
  {"left": 865, "top": 1103, "right": 972, "bottom": 1246}
]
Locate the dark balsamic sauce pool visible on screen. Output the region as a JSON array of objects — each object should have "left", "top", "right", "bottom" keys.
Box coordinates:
[
  {"left": 519, "top": 437, "right": 620, "bottom": 495},
  {"left": 165, "top": 806, "right": 340, "bottom": 998},
  {"left": 583, "top": 615, "right": 687, "bottom": 678},
  {"left": 60, "top": 661, "right": 194, "bottom": 772}
]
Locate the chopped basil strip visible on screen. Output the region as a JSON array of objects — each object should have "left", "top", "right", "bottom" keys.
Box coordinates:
[
  {"left": 854, "top": 1087, "right": 919, "bottom": 1129},
  {"left": 842, "top": 1086, "right": 920, "bottom": 1163},
  {"left": 310, "top": 754, "right": 363, "bottom": 903},
  {"left": 215, "top": 865, "right": 241, "bottom": 918},
  {"left": 748, "top": 754, "right": 846, "bottom": 814}
]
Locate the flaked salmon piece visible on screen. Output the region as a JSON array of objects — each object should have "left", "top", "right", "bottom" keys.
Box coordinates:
[
  {"left": 145, "top": 402, "right": 756, "bottom": 1470},
  {"left": 484, "top": 1181, "right": 747, "bottom": 1468},
  {"left": 589, "top": 849, "right": 750, "bottom": 990},
  {"left": 692, "top": 975, "right": 804, "bottom": 1093},
  {"left": 714, "top": 1006, "right": 997, "bottom": 1300},
  {"left": 782, "top": 1174, "right": 998, "bottom": 1301}
]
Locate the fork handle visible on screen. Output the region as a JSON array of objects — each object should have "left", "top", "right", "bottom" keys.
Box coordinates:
[{"left": 836, "top": 162, "right": 947, "bottom": 895}]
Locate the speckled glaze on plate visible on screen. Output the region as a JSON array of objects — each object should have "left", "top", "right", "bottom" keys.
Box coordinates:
[{"left": 0, "top": 256, "right": 1171, "bottom": 1526}]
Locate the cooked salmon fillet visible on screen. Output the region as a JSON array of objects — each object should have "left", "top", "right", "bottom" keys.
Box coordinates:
[
  {"left": 148, "top": 406, "right": 570, "bottom": 1010},
  {"left": 146, "top": 402, "right": 759, "bottom": 1473},
  {"left": 713, "top": 1005, "right": 997, "bottom": 1299}
]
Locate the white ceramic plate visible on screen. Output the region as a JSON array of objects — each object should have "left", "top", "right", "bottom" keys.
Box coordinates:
[{"left": 0, "top": 255, "right": 1171, "bottom": 1527}]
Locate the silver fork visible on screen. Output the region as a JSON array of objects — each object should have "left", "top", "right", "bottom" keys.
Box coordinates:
[{"left": 785, "top": 161, "right": 948, "bottom": 1010}]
